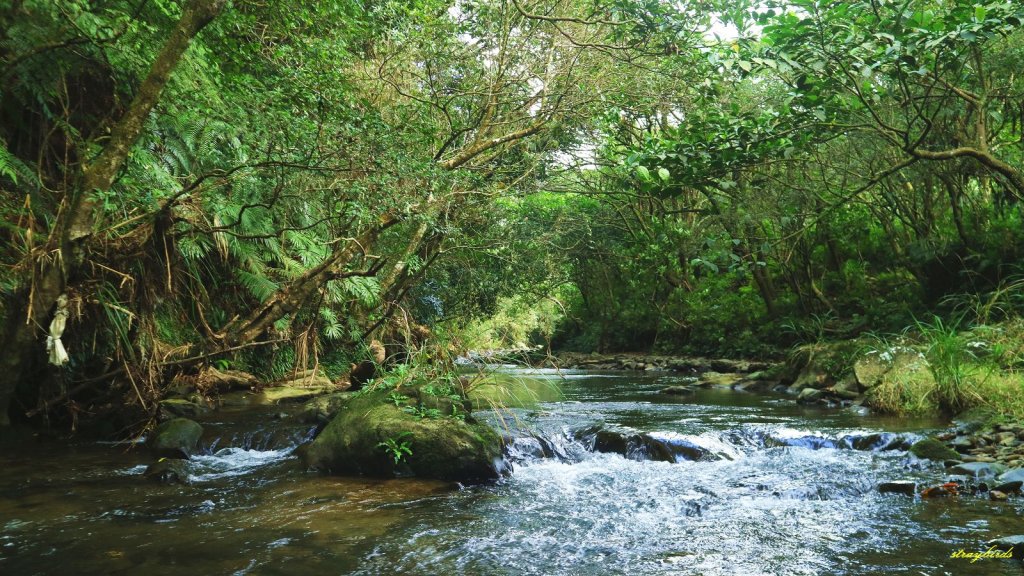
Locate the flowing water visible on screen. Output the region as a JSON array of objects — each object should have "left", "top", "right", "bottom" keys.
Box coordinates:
[{"left": 1, "top": 369, "right": 1022, "bottom": 575}]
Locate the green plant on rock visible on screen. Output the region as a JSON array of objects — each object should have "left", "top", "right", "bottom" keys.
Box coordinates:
[
  {"left": 377, "top": 432, "right": 413, "bottom": 465},
  {"left": 403, "top": 404, "right": 443, "bottom": 419},
  {"left": 386, "top": 392, "right": 408, "bottom": 407}
]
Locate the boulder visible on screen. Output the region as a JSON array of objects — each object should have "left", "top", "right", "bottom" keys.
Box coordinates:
[
  {"left": 301, "top": 382, "right": 503, "bottom": 482},
  {"left": 143, "top": 459, "right": 190, "bottom": 484},
  {"left": 832, "top": 374, "right": 862, "bottom": 399},
  {"left": 998, "top": 468, "right": 1024, "bottom": 484},
  {"left": 909, "top": 438, "right": 959, "bottom": 461},
  {"left": 148, "top": 418, "right": 203, "bottom": 458},
  {"left": 796, "top": 388, "right": 824, "bottom": 404},
  {"left": 986, "top": 535, "right": 1024, "bottom": 559},
  {"left": 700, "top": 372, "right": 741, "bottom": 387},
  {"left": 158, "top": 398, "right": 211, "bottom": 420},
  {"left": 992, "top": 480, "right": 1022, "bottom": 494},
  {"left": 878, "top": 481, "right": 917, "bottom": 496},
  {"left": 299, "top": 392, "right": 354, "bottom": 426},
  {"left": 949, "top": 462, "right": 1008, "bottom": 478},
  {"left": 573, "top": 426, "right": 713, "bottom": 462}
]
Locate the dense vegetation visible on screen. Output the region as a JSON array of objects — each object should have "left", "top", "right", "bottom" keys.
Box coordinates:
[{"left": 1, "top": 0, "right": 1022, "bottom": 431}]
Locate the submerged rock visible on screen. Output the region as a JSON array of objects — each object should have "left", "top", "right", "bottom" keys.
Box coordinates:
[
  {"left": 909, "top": 438, "right": 959, "bottom": 461},
  {"left": 878, "top": 481, "right": 917, "bottom": 496},
  {"left": 148, "top": 418, "right": 203, "bottom": 458},
  {"left": 659, "top": 386, "right": 695, "bottom": 396},
  {"left": 573, "top": 426, "right": 714, "bottom": 462},
  {"left": 301, "top": 383, "right": 503, "bottom": 482},
  {"left": 144, "top": 458, "right": 190, "bottom": 485}
]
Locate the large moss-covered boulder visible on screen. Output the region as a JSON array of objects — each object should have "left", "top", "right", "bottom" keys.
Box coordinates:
[
  {"left": 148, "top": 418, "right": 203, "bottom": 458},
  {"left": 909, "top": 438, "right": 959, "bottom": 461},
  {"left": 301, "top": 383, "right": 504, "bottom": 482}
]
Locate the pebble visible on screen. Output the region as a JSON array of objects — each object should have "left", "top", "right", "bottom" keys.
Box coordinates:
[{"left": 990, "top": 490, "right": 1009, "bottom": 501}]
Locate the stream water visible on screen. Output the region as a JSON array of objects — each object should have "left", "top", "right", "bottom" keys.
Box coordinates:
[{"left": 1, "top": 368, "right": 1022, "bottom": 575}]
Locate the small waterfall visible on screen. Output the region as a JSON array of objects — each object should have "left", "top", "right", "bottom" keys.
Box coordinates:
[{"left": 502, "top": 423, "right": 921, "bottom": 469}]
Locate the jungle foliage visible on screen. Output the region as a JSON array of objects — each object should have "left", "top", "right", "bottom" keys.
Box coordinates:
[{"left": 0, "top": 0, "right": 1022, "bottom": 429}]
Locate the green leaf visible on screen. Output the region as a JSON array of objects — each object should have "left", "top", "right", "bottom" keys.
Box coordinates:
[
  {"left": 657, "top": 167, "right": 670, "bottom": 181},
  {"left": 636, "top": 165, "right": 651, "bottom": 181}
]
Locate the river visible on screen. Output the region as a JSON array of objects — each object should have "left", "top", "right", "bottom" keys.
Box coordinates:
[{"left": 1, "top": 368, "right": 1021, "bottom": 575}]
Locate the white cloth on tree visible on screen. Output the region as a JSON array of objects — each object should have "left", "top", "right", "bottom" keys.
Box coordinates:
[{"left": 46, "top": 294, "right": 70, "bottom": 366}]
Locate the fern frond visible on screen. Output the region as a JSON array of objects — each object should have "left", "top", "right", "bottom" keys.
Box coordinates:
[{"left": 235, "top": 268, "right": 279, "bottom": 302}]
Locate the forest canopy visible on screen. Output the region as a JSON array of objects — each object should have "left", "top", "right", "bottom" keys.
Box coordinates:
[{"left": 1, "top": 0, "right": 1022, "bottom": 429}]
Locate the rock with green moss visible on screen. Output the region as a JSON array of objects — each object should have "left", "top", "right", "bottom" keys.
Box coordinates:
[
  {"left": 148, "top": 418, "right": 203, "bottom": 458},
  {"left": 301, "top": 383, "right": 504, "bottom": 482},
  {"left": 909, "top": 438, "right": 959, "bottom": 461},
  {"left": 158, "top": 398, "right": 211, "bottom": 419}
]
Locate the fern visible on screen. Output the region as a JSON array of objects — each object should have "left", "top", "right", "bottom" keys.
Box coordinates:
[
  {"left": 319, "top": 307, "right": 344, "bottom": 340},
  {"left": 177, "top": 234, "right": 212, "bottom": 261},
  {"left": 235, "top": 268, "right": 279, "bottom": 302},
  {"left": 340, "top": 276, "right": 381, "bottom": 308},
  {"left": 0, "top": 139, "right": 19, "bottom": 183}
]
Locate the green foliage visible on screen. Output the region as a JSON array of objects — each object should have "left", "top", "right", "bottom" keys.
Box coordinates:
[{"left": 377, "top": 432, "right": 413, "bottom": 465}]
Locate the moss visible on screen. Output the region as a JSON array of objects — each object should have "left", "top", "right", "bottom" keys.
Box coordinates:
[
  {"left": 909, "top": 438, "right": 959, "bottom": 461},
  {"left": 302, "top": 381, "right": 503, "bottom": 482},
  {"left": 149, "top": 418, "right": 203, "bottom": 458}
]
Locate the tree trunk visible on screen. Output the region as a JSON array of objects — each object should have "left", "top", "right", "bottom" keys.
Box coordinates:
[
  {"left": 218, "top": 216, "right": 397, "bottom": 347},
  {"left": 0, "top": 0, "right": 226, "bottom": 426}
]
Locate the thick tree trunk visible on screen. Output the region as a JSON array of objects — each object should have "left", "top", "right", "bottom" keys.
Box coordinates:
[{"left": 0, "top": 0, "right": 225, "bottom": 426}]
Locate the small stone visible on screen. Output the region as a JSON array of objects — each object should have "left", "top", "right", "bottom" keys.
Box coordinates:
[{"left": 990, "top": 490, "right": 1009, "bottom": 501}]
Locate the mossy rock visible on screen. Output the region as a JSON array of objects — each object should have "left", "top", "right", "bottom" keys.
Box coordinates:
[
  {"left": 158, "top": 398, "right": 211, "bottom": 419},
  {"left": 299, "top": 392, "right": 354, "bottom": 425},
  {"left": 301, "top": 382, "right": 504, "bottom": 482},
  {"left": 148, "top": 418, "right": 203, "bottom": 458},
  {"left": 909, "top": 438, "right": 959, "bottom": 461}
]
